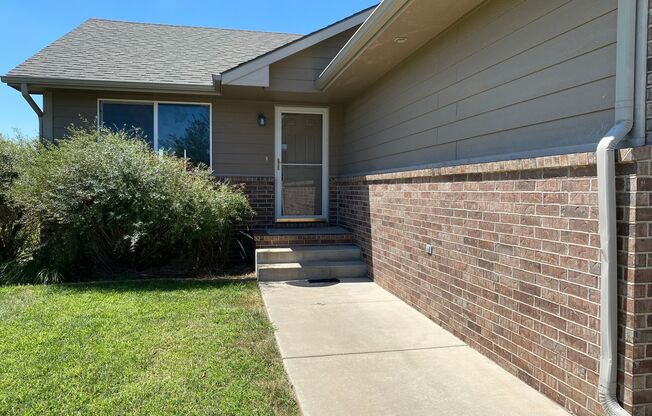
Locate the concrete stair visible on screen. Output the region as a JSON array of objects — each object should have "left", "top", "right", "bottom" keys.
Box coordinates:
[{"left": 256, "top": 245, "right": 367, "bottom": 282}]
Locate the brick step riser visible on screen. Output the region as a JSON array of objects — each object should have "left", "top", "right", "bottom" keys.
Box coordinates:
[{"left": 254, "top": 235, "right": 353, "bottom": 248}]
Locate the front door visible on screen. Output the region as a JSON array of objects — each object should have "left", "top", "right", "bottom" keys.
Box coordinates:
[{"left": 275, "top": 106, "right": 329, "bottom": 222}]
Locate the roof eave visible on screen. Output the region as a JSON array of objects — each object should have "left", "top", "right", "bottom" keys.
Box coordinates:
[
  {"left": 1, "top": 76, "right": 220, "bottom": 95},
  {"left": 315, "top": 0, "right": 411, "bottom": 91}
]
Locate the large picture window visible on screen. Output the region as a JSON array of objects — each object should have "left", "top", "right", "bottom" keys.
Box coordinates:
[{"left": 99, "top": 100, "right": 211, "bottom": 167}]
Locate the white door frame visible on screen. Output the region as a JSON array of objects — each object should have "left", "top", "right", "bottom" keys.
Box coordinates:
[{"left": 274, "top": 106, "right": 329, "bottom": 222}]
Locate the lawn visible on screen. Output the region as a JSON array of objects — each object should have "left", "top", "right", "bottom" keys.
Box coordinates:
[{"left": 0, "top": 278, "right": 298, "bottom": 416}]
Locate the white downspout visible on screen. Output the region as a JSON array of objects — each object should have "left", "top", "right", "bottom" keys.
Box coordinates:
[
  {"left": 20, "top": 83, "right": 44, "bottom": 143},
  {"left": 597, "top": 1, "right": 641, "bottom": 415}
]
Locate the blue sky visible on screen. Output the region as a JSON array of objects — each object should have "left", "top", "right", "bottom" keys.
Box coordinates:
[{"left": 0, "top": 0, "right": 376, "bottom": 138}]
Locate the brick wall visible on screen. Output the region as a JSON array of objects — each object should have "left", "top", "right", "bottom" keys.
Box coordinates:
[
  {"left": 217, "top": 176, "right": 275, "bottom": 229},
  {"left": 335, "top": 148, "right": 652, "bottom": 416},
  {"left": 217, "top": 176, "right": 338, "bottom": 229},
  {"left": 619, "top": 147, "right": 652, "bottom": 416}
]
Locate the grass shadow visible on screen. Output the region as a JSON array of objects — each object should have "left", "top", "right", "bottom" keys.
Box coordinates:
[{"left": 55, "top": 275, "right": 257, "bottom": 294}]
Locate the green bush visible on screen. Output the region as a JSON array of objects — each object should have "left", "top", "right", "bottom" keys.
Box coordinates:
[
  {"left": 0, "top": 136, "right": 34, "bottom": 263},
  {"left": 3, "top": 127, "right": 253, "bottom": 282}
]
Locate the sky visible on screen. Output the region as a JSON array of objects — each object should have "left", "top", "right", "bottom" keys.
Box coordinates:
[{"left": 0, "top": 0, "right": 377, "bottom": 138}]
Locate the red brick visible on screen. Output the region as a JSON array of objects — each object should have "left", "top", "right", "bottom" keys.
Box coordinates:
[{"left": 335, "top": 147, "right": 652, "bottom": 416}]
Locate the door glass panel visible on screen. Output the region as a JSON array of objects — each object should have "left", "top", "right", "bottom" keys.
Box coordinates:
[
  {"left": 158, "top": 103, "right": 210, "bottom": 166},
  {"left": 282, "top": 166, "right": 322, "bottom": 216},
  {"left": 101, "top": 102, "right": 154, "bottom": 146},
  {"left": 280, "top": 111, "right": 325, "bottom": 218},
  {"left": 281, "top": 113, "right": 322, "bottom": 164}
]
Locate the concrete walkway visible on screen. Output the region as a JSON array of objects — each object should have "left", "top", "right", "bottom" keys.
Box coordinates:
[{"left": 259, "top": 278, "right": 568, "bottom": 416}]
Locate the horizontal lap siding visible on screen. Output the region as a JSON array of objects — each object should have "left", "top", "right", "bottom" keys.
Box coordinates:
[
  {"left": 215, "top": 102, "right": 343, "bottom": 176},
  {"left": 213, "top": 100, "right": 275, "bottom": 176},
  {"left": 49, "top": 90, "right": 275, "bottom": 176},
  {"left": 338, "top": 0, "right": 617, "bottom": 176},
  {"left": 48, "top": 90, "right": 343, "bottom": 177},
  {"left": 50, "top": 89, "right": 217, "bottom": 139},
  {"left": 268, "top": 28, "right": 357, "bottom": 94},
  {"left": 51, "top": 91, "right": 97, "bottom": 138}
]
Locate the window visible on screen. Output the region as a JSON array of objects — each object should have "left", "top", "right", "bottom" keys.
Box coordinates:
[
  {"left": 101, "top": 102, "right": 155, "bottom": 147},
  {"left": 99, "top": 100, "right": 211, "bottom": 167},
  {"left": 158, "top": 104, "right": 211, "bottom": 167}
]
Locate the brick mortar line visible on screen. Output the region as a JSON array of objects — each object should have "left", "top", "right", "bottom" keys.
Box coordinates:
[
  {"left": 375, "top": 226, "right": 601, "bottom": 260},
  {"left": 418, "top": 284, "right": 596, "bottom": 352},
  {"left": 408, "top": 297, "right": 601, "bottom": 391},
  {"left": 371, "top": 233, "right": 600, "bottom": 281},
  {"left": 390, "top": 282, "right": 606, "bottom": 382},
  {"left": 369, "top": 256, "right": 602, "bottom": 346},
  {"left": 375, "top": 264, "right": 598, "bottom": 344},
  {"left": 372, "top": 219, "right": 596, "bottom": 245}
]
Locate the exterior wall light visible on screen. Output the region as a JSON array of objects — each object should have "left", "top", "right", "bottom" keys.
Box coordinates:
[{"left": 257, "top": 113, "right": 267, "bottom": 127}]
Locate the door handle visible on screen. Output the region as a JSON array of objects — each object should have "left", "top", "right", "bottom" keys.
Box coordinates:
[{"left": 277, "top": 158, "right": 281, "bottom": 170}]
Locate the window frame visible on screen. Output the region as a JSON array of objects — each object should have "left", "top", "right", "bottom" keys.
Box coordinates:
[{"left": 97, "top": 98, "right": 213, "bottom": 168}]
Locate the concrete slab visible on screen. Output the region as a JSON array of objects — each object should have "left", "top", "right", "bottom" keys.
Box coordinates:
[
  {"left": 259, "top": 279, "right": 569, "bottom": 416},
  {"left": 260, "top": 279, "right": 395, "bottom": 306},
  {"left": 261, "top": 283, "right": 463, "bottom": 358},
  {"left": 284, "top": 347, "right": 567, "bottom": 416}
]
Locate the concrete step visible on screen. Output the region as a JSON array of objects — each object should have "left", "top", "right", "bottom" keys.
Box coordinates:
[
  {"left": 257, "top": 260, "right": 368, "bottom": 282},
  {"left": 256, "top": 245, "right": 361, "bottom": 265}
]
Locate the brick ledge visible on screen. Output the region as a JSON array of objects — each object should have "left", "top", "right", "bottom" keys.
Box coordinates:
[{"left": 335, "top": 146, "right": 651, "bottom": 183}]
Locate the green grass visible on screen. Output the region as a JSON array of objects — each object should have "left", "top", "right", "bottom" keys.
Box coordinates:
[{"left": 0, "top": 279, "right": 298, "bottom": 416}]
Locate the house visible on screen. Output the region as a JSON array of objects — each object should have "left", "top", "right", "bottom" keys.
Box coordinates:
[{"left": 3, "top": 0, "right": 652, "bottom": 415}]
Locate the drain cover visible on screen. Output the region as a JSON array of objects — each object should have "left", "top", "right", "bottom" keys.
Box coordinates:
[{"left": 307, "top": 278, "right": 340, "bottom": 284}]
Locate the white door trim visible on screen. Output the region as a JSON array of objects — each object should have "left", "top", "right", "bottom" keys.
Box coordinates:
[{"left": 274, "top": 106, "right": 329, "bottom": 222}]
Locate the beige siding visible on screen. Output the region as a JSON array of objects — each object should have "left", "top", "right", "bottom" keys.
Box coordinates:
[
  {"left": 213, "top": 100, "right": 275, "bottom": 176},
  {"left": 49, "top": 90, "right": 342, "bottom": 177},
  {"left": 337, "top": 0, "right": 617, "bottom": 175},
  {"left": 213, "top": 101, "right": 342, "bottom": 176},
  {"left": 51, "top": 90, "right": 97, "bottom": 138},
  {"left": 268, "top": 28, "right": 357, "bottom": 93}
]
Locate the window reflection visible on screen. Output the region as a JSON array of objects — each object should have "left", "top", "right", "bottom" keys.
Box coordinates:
[
  {"left": 99, "top": 101, "right": 211, "bottom": 167},
  {"left": 101, "top": 103, "right": 154, "bottom": 146},
  {"left": 158, "top": 104, "right": 210, "bottom": 166}
]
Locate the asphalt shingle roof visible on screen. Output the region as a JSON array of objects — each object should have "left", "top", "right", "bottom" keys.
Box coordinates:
[{"left": 5, "top": 19, "right": 302, "bottom": 87}]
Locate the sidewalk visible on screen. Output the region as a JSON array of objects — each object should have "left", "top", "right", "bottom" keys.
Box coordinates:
[{"left": 259, "top": 278, "right": 569, "bottom": 416}]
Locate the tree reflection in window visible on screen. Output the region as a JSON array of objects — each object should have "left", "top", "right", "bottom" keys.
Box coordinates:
[{"left": 158, "top": 104, "right": 210, "bottom": 167}]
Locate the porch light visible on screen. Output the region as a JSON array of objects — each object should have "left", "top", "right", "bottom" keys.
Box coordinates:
[{"left": 257, "top": 113, "right": 267, "bottom": 127}]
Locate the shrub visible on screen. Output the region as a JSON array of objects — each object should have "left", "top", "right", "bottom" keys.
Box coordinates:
[
  {"left": 5, "top": 126, "right": 253, "bottom": 282},
  {"left": 0, "top": 135, "right": 34, "bottom": 262}
]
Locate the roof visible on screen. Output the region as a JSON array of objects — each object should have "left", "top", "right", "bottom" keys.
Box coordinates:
[
  {"left": 316, "top": 0, "right": 484, "bottom": 98},
  {"left": 3, "top": 19, "right": 302, "bottom": 89}
]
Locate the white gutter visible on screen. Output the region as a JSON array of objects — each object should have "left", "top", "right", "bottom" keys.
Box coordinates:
[
  {"left": 597, "top": 1, "right": 643, "bottom": 415},
  {"left": 315, "top": 0, "right": 411, "bottom": 91},
  {"left": 2, "top": 76, "right": 218, "bottom": 94}
]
